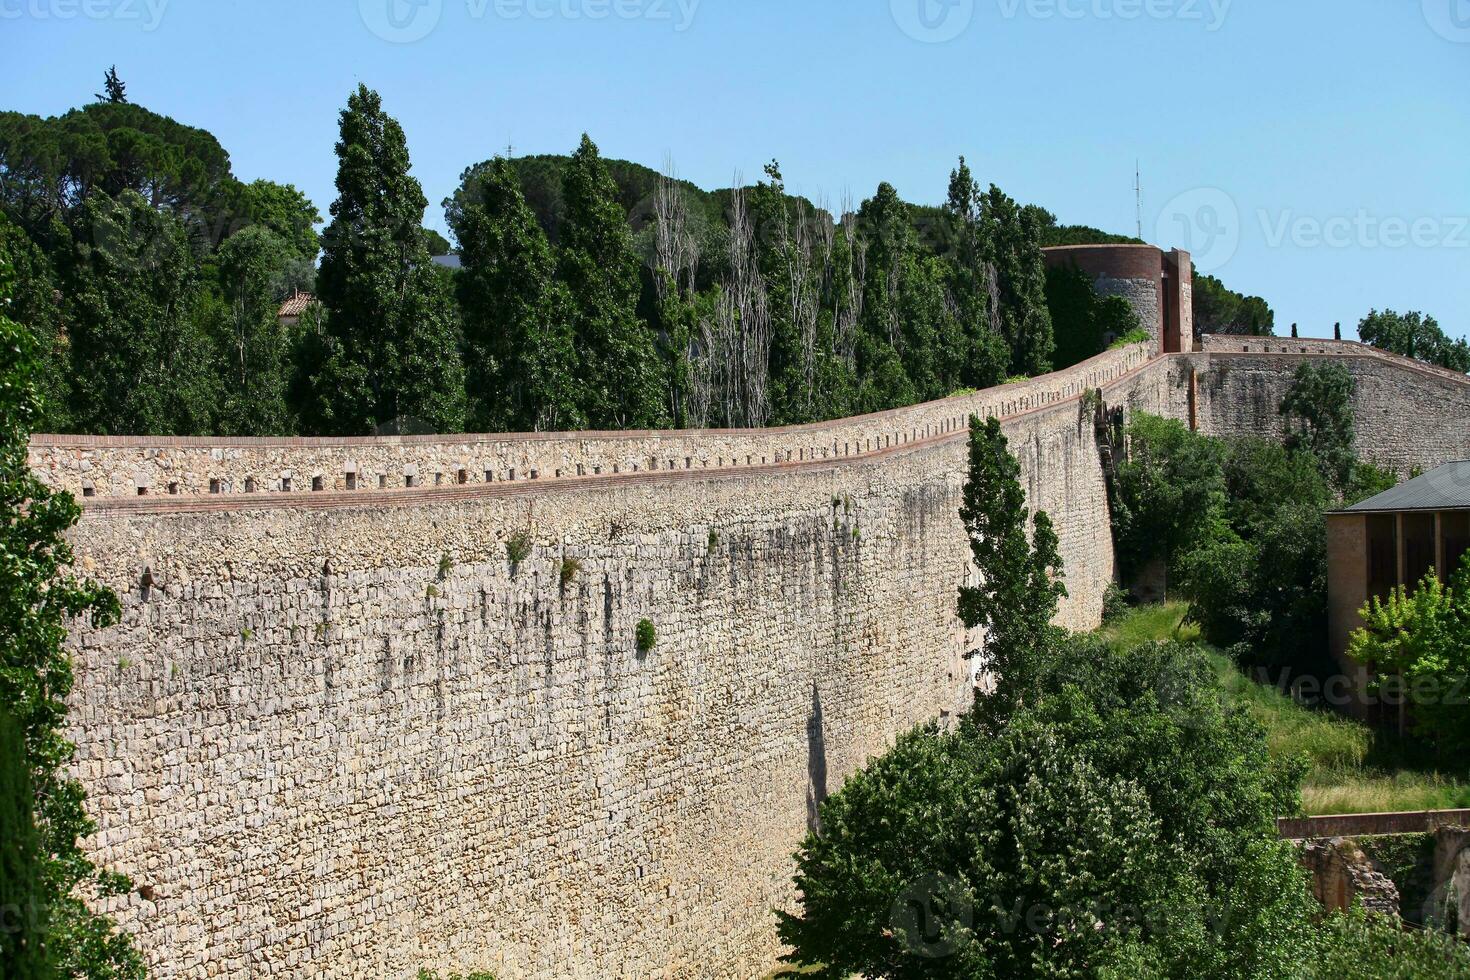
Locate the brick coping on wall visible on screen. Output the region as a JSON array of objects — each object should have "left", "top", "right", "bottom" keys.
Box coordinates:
[{"left": 1278, "top": 810, "right": 1470, "bottom": 840}]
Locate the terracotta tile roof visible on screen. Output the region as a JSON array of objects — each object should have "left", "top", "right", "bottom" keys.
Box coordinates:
[{"left": 277, "top": 291, "right": 318, "bottom": 318}]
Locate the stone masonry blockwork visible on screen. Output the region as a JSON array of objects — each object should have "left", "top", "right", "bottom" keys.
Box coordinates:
[{"left": 51, "top": 341, "right": 1469, "bottom": 978}]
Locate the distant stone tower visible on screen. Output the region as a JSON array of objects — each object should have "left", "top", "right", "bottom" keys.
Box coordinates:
[{"left": 1042, "top": 244, "right": 1195, "bottom": 355}]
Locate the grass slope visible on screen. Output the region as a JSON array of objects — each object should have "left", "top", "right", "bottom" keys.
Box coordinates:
[{"left": 1100, "top": 604, "right": 1470, "bottom": 816}]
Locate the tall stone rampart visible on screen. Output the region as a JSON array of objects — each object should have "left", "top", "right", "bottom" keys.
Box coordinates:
[{"left": 46, "top": 338, "right": 1467, "bottom": 977}]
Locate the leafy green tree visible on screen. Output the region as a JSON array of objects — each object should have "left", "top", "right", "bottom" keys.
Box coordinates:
[
  {"left": 1280, "top": 361, "right": 1357, "bottom": 491},
  {"left": 1357, "top": 309, "right": 1469, "bottom": 373},
  {"left": 448, "top": 158, "right": 581, "bottom": 432},
  {"left": 957, "top": 415, "right": 1066, "bottom": 721},
  {"left": 0, "top": 233, "right": 142, "bottom": 980},
  {"left": 1109, "top": 413, "right": 1229, "bottom": 583},
  {"left": 1, "top": 708, "right": 47, "bottom": 979},
  {"left": 213, "top": 225, "right": 297, "bottom": 435},
  {"left": 1348, "top": 554, "right": 1470, "bottom": 751},
  {"left": 66, "top": 189, "right": 220, "bottom": 434},
  {"left": 232, "top": 179, "right": 322, "bottom": 261},
  {"left": 777, "top": 637, "right": 1316, "bottom": 979},
  {"left": 313, "top": 85, "right": 465, "bottom": 435},
  {"left": 942, "top": 159, "right": 1010, "bottom": 390},
  {"left": 556, "top": 135, "right": 665, "bottom": 428},
  {"left": 1192, "top": 272, "right": 1274, "bottom": 337},
  {"left": 0, "top": 215, "right": 72, "bottom": 431},
  {"left": 980, "top": 187, "right": 1054, "bottom": 377}
]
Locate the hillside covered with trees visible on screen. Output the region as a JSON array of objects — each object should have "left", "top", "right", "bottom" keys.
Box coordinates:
[{"left": 1, "top": 73, "right": 1278, "bottom": 439}]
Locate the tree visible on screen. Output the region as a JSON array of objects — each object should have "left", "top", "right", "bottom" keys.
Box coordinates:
[
  {"left": 1347, "top": 554, "right": 1470, "bottom": 751},
  {"left": 0, "top": 232, "right": 142, "bottom": 979},
  {"left": 956, "top": 415, "right": 1066, "bottom": 721},
  {"left": 979, "top": 187, "right": 1053, "bottom": 376},
  {"left": 1, "top": 709, "right": 47, "bottom": 979},
  {"left": 1358, "top": 309, "right": 1470, "bottom": 374},
  {"left": 1280, "top": 361, "right": 1357, "bottom": 491},
  {"left": 233, "top": 179, "right": 322, "bottom": 262},
  {"left": 942, "top": 158, "right": 1009, "bottom": 390},
  {"left": 448, "top": 158, "right": 581, "bottom": 432},
  {"left": 313, "top": 85, "right": 465, "bottom": 435},
  {"left": 777, "top": 637, "right": 1317, "bottom": 979},
  {"left": 1191, "top": 272, "right": 1274, "bottom": 337},
  {"left": 1109, "top": 413, "right": 1229, "bottom": 583},
  {"left": 66, "top": 189, "right": 220, "bottom": 435},
  {"left": 96, "top": 66, "right": 127, "bottom": 104},
  {"left": 1045, "top": 263, "right": 1142, "bottom": 369},
  {"left": 213, "top": 226, "right": 297, "bottom": 435},
  {"left": 556, "top": 135, "right": 665, "bottom": 429}
]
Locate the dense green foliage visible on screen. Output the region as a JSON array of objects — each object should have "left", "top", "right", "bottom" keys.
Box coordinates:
[
  {"left": 1044, "top": 263, "right": 1143, "bottom": 369},
  {"left": 955, "top": 416, "right": 1065, "bottom": 721},
  {"left": 1357, "top": 309, "right": 1470, "bottom": 373},
  {"left": 0, "top": 231, "right": 142, "bottom": 979},
  {"left": 777, "top": 415, "right": 1466, "bottom": 977},
  {"left": 311, "top": 85, "right": 466, "bottom": 434},
  {"left": 1111, "top": 362, "right": 1395, "bottom": 675},
  {"left": 1192, "top": 272, "right": 1274, "bottom": 336},
  {"left": 1348, "top": 554, "right": 1470, "bottom": 754},
  {"left": 1, "top": 708, "right": 47, "bottom": 978}
]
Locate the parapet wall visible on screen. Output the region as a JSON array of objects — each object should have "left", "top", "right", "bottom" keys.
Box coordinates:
[
  {"left": 30, "top": 345, "right": 1150, "bottom": 500},
  {"left": 1192, "top": 337, "right": 1470, "bottom": 472},
  {"left": 52, "top": 338, "right": 1466, "bottom": 978}
]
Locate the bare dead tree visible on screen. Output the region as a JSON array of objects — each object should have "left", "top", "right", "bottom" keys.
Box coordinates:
[{"left": 725, "top": 180, "right": 770, "bottom": 427}]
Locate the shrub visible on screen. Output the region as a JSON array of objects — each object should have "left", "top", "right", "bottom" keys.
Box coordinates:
[
  {"left": 635, "top": 619, "right": 657, "bottom": 654},
  {"left": 1110, "top": 326, "right": 1151, "bottom": 349},
  {"left": 559, "top": 557, "right": 582, "bottom": 588},
  {"left": 1101, "top": 581, "right": 1131, "bottom": 623},
  {"left": 506, "top": 531, "right": 532, "bottom": 563}
]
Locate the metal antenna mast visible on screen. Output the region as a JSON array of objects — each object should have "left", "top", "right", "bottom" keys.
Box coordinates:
[{"left": 1135, "top": 160, "right": 1143, "bottom": 240}]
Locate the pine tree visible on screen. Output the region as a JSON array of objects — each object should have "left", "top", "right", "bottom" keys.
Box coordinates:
[
  {"left": 96, "top": 65, "right": 127, "bottom": 104},
  {"left": 556, "top": 135, "right": 665, "bottom": 429},
  {"left": 314, "top": 85, "right": 465, "bottom": 435},
  {"left": 450, "top": 158, "right": 581, "bottom": 432},
  {"left": 956, "top": 415, "right": 1066, "bottom": 723}
]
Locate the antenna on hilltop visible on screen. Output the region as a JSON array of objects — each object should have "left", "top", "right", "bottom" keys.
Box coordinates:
[{"left": 1134, "top": 160, "right": 1143, "bottom": 241}]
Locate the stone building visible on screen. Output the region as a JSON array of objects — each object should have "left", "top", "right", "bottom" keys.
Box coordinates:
[
  {"left": 1327, "top": 461, "right": 1470, "bottom": 712},
  {"left": 1042, "top": 243, "right": 1194, "bottom": 355}
]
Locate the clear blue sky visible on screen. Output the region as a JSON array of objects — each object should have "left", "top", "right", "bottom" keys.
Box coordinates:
[{"left": 4, "top": 0, "right": 1467, "bottom": 340}]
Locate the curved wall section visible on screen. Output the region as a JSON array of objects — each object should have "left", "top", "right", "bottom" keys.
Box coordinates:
[{"left": 53, "top": 339, "right": 1466, "bottom": 977}]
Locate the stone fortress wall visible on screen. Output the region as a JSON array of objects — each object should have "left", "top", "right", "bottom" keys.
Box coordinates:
[{"left": 47, "top": 337, "right": 1469, "bottom": 978}]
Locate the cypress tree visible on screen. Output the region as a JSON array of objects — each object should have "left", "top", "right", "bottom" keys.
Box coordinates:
[
  {"left": 315, "top": 85, "right": 465, "bottom": 435},
  {"left": 956, "top": 415, "right": 1067, "bottom": 723},
  {"left": 556, "top": 135, "right": 665, "bottom": 429},
  {"left": 1334, "top": 322, "right": 1342, "bottom": 341},
  {"left": 450, "top": 158, "right": 581, "bottom": 432}
]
